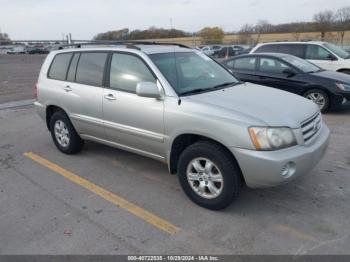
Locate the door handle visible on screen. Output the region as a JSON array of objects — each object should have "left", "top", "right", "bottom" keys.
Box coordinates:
[
  {"left": 63, "top": 85, "right": 72, "bottom": 92},
  {"left": 104, "top": 94, "right": 116, "bottom": 101}
]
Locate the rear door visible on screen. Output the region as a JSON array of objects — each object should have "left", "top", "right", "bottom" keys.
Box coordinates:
[
  {"left": 225, "top": 56, "right": 259, "bottom": 83},
  {"left": 102, "top": 52, "right": 165, "bottom": 159},
  {"left": 50, "top": 51, "right": 108, "bottom": 139}
]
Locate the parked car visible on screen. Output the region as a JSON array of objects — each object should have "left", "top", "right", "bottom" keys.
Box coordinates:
[
  {"left": 232, "top": 45, "right": 245, "bottom": 52},
  {"left": 250, "top": 42, "right": 350, "bottom": 74},
  {"left": 215, "top": 46, "right": 236, "bottom": 58},
  {"left": 27, "top": 46, "right": 50, "bottom": 54},
  {"left": 7, "top": 46, "right": 26, "bottom": 54},
  {"left": 222, "top": 53, "right": 350, "bottom": 113},
  {"left": 201, "top": 46, "right": 214, "bottom": 56},
  {"left": 34, "top": 43, "right": 329, "bottom": 210}
]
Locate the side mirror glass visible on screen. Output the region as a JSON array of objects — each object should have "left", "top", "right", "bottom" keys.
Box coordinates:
[
  {"left": 282, "top": 68, "right": 296, "bottom": 77},
  {"left": 136, "top": 82, "right": 161, "bottom": 98}
]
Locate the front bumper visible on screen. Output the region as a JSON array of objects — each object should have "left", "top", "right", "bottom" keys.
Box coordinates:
[{"left": 231, "top": 124, "right": 330, "bottom": 188}]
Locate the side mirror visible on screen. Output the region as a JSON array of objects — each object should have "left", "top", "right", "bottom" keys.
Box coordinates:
[
  {"left": 136, "top": 82, "right": 161, "bottom": 99},
  {"left": 282, "top": 68, "right": 296, "bottom": 77}
]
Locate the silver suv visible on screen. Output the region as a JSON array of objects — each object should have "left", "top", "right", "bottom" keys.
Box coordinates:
[{"left": 34, "top": 42, "right": 330, "bottom": 210}]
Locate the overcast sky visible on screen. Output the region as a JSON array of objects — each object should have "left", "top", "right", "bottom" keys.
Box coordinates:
[{"left": 0, "top": 0, "right": 349, "bottom": 40}]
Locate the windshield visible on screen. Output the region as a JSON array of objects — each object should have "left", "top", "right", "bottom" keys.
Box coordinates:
[
  {"left": 281, "top": 55, "right": 321, "bottom": 73},
  {"left": 323, "top": 43, "right": 350, "bottom": 59},
  {"left": 149, "top": 51, "right": 239, "bottom": 95}
]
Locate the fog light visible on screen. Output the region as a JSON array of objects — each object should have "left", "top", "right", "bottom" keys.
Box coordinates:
[{"left": 281, "top": 162, "right": 296, "bottom": 178}]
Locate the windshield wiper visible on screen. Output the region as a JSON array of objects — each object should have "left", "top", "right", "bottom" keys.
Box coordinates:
[
  {"left": 210, "top": 82, "right": 238, "bottom": 90},
  {"left": 180, "top": 88, "right": 207, "bottom": 96},
  {"left": 180, "top": 82, "right": 238, "bottom": 96}
]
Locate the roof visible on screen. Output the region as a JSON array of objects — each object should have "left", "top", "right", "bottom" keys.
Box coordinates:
[
  {"left": 52, "top": 42, "right": 193, "bottom": 55},
  {"left": 223, "top": 52, "right": 297, "bottom": 61},
  {"left": 256, "top": 41, "right": 324, "bottom": 46}
]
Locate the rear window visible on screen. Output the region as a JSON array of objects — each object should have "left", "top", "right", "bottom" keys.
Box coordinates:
[
  {"left": 75, "top": 52, "right": 108, "bottom": 86},
  {"left": 48, "top": 53, "right": 72, "bottom": 80}
]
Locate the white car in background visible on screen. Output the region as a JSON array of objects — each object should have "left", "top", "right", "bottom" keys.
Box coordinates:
[
  {"left": 200, "top": 46, "right": 215, "bottom": 56},
  {"left": 250, "top": 41, "right": 350, "bottom": 74}
]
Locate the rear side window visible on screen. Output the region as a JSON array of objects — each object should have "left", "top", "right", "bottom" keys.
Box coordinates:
[
  {"left": 254, "top": 44, "right": 279, "bottom": 53},
  {"left": 278, "top": 44, "right": 305, "bottom": 58},
  {"left": 76, "top": 52, "right": 108, "bottom": 86},
  {"left": 48, "top": 53, "right": 72, "bottom": 80},
  {"left": 109, "top": 53, "right": 156, "bottom": 93},
  {"left": 259, "top": 58, "right": 290, "bottom": 74},
  {"left": 225, "top": 60, "right": 235, "bottom": 69},
  {"left": 233, "top": 57, "right": 256, "bottom": 71},
  {"left": 255, "top": 44, "right": 306, "bottom": 58}
]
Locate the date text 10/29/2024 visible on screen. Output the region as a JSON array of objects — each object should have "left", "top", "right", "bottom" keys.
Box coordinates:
[{"left": 127, "top": 256, "right": 219, "bottom": 261}]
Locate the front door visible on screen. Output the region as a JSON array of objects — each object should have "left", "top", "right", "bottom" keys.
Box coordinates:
[
  {"left": 102, "top": 52, "right": 165, "bottom": 159},
  {"left": 256, "top": 57, "right": 307, "bottom": 95},
  {"left": 305, "top": 44, "right": 337, "bottom": 71}
]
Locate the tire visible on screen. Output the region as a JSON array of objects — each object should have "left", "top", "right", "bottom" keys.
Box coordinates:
[
  {"left": 177, "top": 141, "right": 242, "bottom": 210},
  {"left": 49, "top": 111, "right": 84, "bottom": 154},
  {"left": 303, "top": 89, "right": 330, "bottom": 113}
]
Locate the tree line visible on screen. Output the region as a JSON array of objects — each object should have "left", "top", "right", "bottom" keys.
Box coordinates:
[{"left": 238, "top": 6, "right": 350, "bottom": 45}]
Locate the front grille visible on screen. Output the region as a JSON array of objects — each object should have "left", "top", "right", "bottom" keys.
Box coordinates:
[{"left": 301, "top": 112, "right": 322, "bottom": 143}]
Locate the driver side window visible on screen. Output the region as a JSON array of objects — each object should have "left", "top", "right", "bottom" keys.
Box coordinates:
[
  {"left": 305, "top": 45, "right": 333, "bottom": 60},
  {"left": 109, "top": 53, "right": 156, "bottom": 93}
]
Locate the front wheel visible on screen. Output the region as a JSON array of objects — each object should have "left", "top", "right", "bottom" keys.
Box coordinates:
[
  {"left": 177, "top": 141, "right": 242, "bottom": 210},
  {"left": 303, "top": 89, "right": 330, "bottom": 113}
]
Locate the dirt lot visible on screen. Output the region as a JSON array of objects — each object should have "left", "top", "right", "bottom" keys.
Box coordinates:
[
  {"left": 0, "top": 55, "right": 349, "bottom": 255},
  {"left": 0, "top": 55, "right": 46, "bottom": 103}
]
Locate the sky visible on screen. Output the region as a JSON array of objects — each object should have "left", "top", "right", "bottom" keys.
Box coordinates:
[{"left": 0, "top": 0, "right": 349, "bottom": 40}]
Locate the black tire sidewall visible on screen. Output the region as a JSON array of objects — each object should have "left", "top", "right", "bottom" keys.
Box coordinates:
[
  {"left": 304, "top": 89, "right": 330, "bottom": 113},
  {"left": 177, "top": 142, "right": 241, "bottom": 210},
  {"left": 49, "top": 111, "right": 83, "bottom": 154}
]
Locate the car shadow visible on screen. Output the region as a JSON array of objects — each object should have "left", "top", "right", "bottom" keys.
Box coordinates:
[{"left": 329, "top": 102, "right": 350, "bottom": 115}]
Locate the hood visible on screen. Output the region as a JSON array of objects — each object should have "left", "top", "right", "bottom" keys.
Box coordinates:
[
  {"left": 312, "top": 70, "right": 350, "bottom": 83},
  {"left": 183, "top": 83, "right": 319, "bottom": 128}
]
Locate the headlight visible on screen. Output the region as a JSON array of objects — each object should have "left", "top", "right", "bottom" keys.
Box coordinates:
[
  {"left": 248, "top": 127, "right": 297, "bottom": 151},
  {"left": 336, "top": 83, "right": 350, "bottom": 91}
]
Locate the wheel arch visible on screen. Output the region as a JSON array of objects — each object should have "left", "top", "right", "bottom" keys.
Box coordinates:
[
  {"left": 336, "top": 68, "right": 350, "bottom": 73},
  {"left": 45, "top": 105, "right": 67, "bottom": 131},
  {"left": 168, "top": 133, "right": 245, "bottom": 184}
]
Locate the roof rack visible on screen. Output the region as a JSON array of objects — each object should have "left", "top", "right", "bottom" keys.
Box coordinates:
[{"left": 53, "top": 41, "right": 190, "bottom": 51}]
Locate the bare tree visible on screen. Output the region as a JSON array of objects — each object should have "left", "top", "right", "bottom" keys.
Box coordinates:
[
  {"left": 335, "top": 6, "right": 350, "bottom": 46},
  {"left": 0, "top": 30, "right": 11, "bottom": 45},
  {"left": 254, "top": 20, "right": 272, "bottom": 44},
  {"left": 238, "top": 24, "right": 254, "bottom": 45},
  {"left": 313, "top": 10, "right": 334, "bottom": 41}
]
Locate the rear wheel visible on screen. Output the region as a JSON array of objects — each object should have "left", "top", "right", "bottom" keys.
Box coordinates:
[
  {"left": 177, "top": 141, "right": 242, "bottom": 210},
  {"left": 303, "top": 89, "right": 330, "bottom": 113},
  {"left": 49, "top": 111, "right": 84, "bottom": 154}
]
